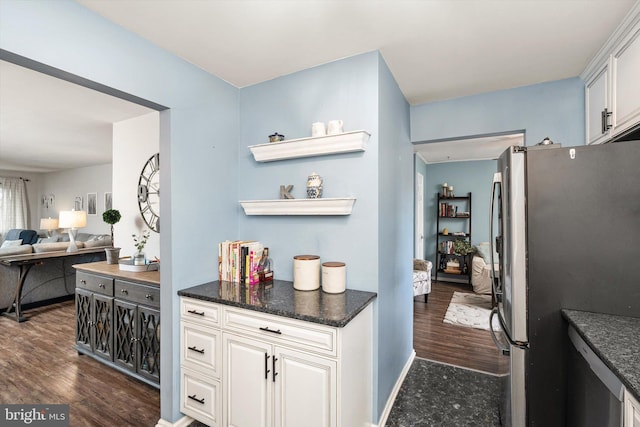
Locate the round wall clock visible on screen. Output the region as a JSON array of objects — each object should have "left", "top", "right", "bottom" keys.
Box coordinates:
[{"left": 137, "top": 152, "right": 160, "bottom": 232}]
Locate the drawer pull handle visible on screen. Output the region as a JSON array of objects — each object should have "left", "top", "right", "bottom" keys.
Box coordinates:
[
  {"left": 98, "top": 283, "right": 105, "bottom": 289},
  {"left": 188, "top": 346, "right": 205, "bottom": 354},
  {"left": 120, "top": 289, "right": 128, "bottom": 295},
  {"left": 80, "top": 280, "right": 87, "bottom": 284},
  {"left": 187, "top": 309, "right": 205, "bottom": 316},
  {"left": 259, "top": 327, "right": 282, "bottom": 335},
  {"left": 188, "top": 394, "right": 205, "bottom": 405},
  {"left": 145, "top": 294, "right": 153, "bottom": 300}
]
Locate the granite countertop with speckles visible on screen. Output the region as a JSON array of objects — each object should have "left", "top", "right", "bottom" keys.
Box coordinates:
[
  {"left": 178, "top": 280, "right": 377, "bottom": 328},
  {"left": 562, "top": 309, "right": 640, "bottom": 400}
]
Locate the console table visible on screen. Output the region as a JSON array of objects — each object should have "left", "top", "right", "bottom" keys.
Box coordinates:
[
  {"left": 73, "top": 261, "right": 161, "bottom": 388},
  {"left": 0, "top": 247, "right": 106, "bottom": 322}
]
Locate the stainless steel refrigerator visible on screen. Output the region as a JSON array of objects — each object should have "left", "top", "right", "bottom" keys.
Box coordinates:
[{"left": 488, "top": 141, "right": 640, "bottom": 426}]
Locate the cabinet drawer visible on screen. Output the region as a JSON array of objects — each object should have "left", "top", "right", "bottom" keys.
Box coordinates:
[
  {"left": 115, "top": 280, "right": 160, "bottom": 308},
  {"left": 76, "top": 272, "right": 113, "bottom": 296},
  {"left": 181, "top": 367, "right": 221, "bottom": 427},
  {"left": 181, "top": 297, "right": 220, "bottom": 327},
  {"left": 181, "top": 321, "right": 221, "bottom": 378},
  {"left": 223, "top": 307, "right": 337, "bottom": 356}
]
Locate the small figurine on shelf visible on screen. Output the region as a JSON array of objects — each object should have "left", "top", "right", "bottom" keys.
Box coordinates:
[
  {"left": 442, "top": 183, "right": 448, "bottom": 198},
  {"left": 448, "top": 185, "right": 454, "bottom": 197}
]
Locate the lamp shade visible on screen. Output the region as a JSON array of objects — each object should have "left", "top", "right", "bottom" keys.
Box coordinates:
[
  {"left": 40, "top": 217, "right": 59, "bottom": 230},
  {"left": 59, "top": 210, "right": 87, "bottom": 229}
]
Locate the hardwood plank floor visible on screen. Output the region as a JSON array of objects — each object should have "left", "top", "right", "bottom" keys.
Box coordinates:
[
  {"left": 413, "top": 281, "right": 509, "bottom": 375},
  {"left": 0, "top": 300, "right": 160, "bottom": 427}
]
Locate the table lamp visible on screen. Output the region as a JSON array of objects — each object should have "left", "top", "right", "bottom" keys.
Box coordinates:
[
  {"left": 58, "top": 210, "right": 87, "bottom": 252},
  {"left": 40, "top": 217, "right": 59, "bottom": 238}
]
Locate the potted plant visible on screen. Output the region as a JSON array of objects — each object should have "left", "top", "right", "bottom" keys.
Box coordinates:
[
  {"left": 132, "top": 229, "right": 150, "bottom": 266},
  {"left": 102, "top": 209, "right": 122, "bottom": 264},
  {"left": 453, "top": 239, "right": 476, "bottom": 275}
]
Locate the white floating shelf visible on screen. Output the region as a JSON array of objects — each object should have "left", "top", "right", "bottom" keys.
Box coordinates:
[
  {"left": 249, "top": 130, "right": 370, "bottom": 162},
  {"left": 239, "top": 198, "right": 356, "bottom": 216}
]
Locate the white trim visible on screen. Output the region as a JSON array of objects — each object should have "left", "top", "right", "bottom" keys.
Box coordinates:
[
  {"left": 155, "top": 415, "right": 193, "bottom": 427},
  {"left": 239, "top": 197, "right": 356, "bottom": 215},
  {"left": 249, "top": 130, "right": 370, "bottom": 162},
  {"left": 376, "top": 350, "right": 416, "bottom": 427}
]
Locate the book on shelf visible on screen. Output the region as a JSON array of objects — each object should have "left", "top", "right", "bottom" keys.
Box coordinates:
[
  {"left": 218, "top": 240, "right": 269, "bottom": 285},
  {"left": 439, "top": 202, "right": 459, "bottom": 217}
]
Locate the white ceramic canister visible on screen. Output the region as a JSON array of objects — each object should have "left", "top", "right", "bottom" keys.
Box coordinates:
[
  {"left": 293, "top": 255, "right": 321, "bottom": 291},
  {"left": 321, "top": 261, "right": 346, "bottom": 294}
]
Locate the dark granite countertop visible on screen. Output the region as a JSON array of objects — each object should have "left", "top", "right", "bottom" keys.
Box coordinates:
[
  {"left": 178, "top": 280, "right": 377, "bottom": 328},
  {"left": 562, "top": 309, "right": 640, "bottom": 400}
]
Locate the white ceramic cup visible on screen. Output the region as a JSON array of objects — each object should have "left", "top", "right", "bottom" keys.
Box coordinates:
[
  {"left": 327, "top": 119, "right": 343, "bottom": 135},
  {"left": 311, "top": 122, "right": 327, "bottom": 137}
]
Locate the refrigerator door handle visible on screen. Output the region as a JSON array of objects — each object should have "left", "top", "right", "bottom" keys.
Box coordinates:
[
  {"left": 490, "top": 172, "right": 502, "bottom": 301},
  {"left": 489, "top": 308, "right": 510, "bottom": 356},
  {"left": 492, "top": 307, "right": 529, "bottom": 350}
]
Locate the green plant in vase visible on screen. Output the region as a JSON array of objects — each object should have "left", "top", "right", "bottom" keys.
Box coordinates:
[{"left": 132, "top": 229, "right": 150, "bottom": 265}]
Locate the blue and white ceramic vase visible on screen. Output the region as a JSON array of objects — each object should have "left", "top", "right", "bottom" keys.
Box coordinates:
[{"left": 306, "top": 172, "right": 323, "bottom": 199}]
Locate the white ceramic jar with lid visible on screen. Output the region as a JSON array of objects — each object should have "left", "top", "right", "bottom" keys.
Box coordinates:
[
  {"left": 322, "top": 261, "right": 346, "bottom": 294},
  {"left": 293, "top": 255, "right": 321, "bottom": 291}
]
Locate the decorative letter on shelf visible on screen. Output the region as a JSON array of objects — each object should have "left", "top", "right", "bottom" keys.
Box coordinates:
[{"left": 280, "top": 185, "right": 294, "bottom": 199}]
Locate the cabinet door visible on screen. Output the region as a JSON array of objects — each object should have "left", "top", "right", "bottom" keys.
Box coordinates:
[
  {"left": 223, "top": 333, "right": 272, "bottom": 427},
  {"left": 75, "top": 289, "right": 92, "bottom": 352},
  {"left": 585, "top": 61, "right": 610, "bottom": 145},
  {"left": 625, "top": 388, "right": 640, "bottom": 427},
  {"left": 274, "top": 347, "right": 336, "bottom": 427},
  {"left": 92, "top": 293, "right": 114, "bottom": 361},
  {"left": 611, "top": 22, "right": 640, "bottom": 137},
  {"left": 137, "top": 305, "right": 160, "bottom": 383},
  {"left": 114, "top": 299, "right": 137, "bottom": 372}
]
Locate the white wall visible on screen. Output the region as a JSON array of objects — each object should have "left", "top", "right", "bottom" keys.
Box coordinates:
[
  {"left": 41, "top": 163, "right": 112, "bottom": 234},
  {"left": 112, "top": 111, "right": 160, "bottom": 259}
]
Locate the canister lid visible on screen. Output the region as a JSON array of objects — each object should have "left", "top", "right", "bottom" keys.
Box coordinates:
[
  {"left": 294, "top": 255, "right": 320, "bottom": 260},
  {"left": 322, "top": 262, "right": 345, "bottom": 267}
]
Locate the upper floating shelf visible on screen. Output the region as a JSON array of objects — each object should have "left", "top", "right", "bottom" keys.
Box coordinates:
[
  {"left": 248, "top": 130, "right": 370, "bottom": 162},
  {"left": 239, "top": 198, "right": 356, "bottom": 216}
]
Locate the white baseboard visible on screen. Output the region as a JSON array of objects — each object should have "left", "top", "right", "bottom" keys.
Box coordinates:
[
  {"left": 155, "top": 415, "right": 193, "bottom": 427},
  {"left": 376, "top": 349, "right": 416, "bottom": 427}
]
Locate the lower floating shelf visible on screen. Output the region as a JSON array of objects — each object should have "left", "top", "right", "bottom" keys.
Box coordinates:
[{"left": 239, "top": 198, "right": 356, "bottom": 215}]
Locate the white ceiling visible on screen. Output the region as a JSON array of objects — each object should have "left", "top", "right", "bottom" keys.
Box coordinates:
[
  {"left": 0, "top": 0, "right": 637, "bottom": 172},
  {"left": 415, "top": 133, "right": 525, "bottom": 164}
]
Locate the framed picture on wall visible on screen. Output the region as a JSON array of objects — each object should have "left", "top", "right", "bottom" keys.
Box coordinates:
[
  {"left": 104, "top": 192, "right": 112, "bottom": 211},
  {"left": 87, "top": 193, "right": 97, "bottom": 215},
  {"left": 74, "top": 196, "right": 83, "bottom": 211}
]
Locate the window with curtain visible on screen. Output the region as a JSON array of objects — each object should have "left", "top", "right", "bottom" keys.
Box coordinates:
[{"left": 0, "top": 177, "right": 29, "bottom": 238}]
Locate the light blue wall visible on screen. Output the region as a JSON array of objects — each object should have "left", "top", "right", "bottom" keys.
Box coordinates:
[
  {"left": 411, "top": 77, "right": 585, "bottom": 147},
  {"left": 238, "top": 53, "right": 379, "bottom": 291},
  {"left": 0, "top": 1, "right": 240, "bottom": 422},
  {"left": 423, "top": 160, "right": 497, "bottom": 269},
  {"left": 376, "top": 55, "right": 413, "bottom": 419}
]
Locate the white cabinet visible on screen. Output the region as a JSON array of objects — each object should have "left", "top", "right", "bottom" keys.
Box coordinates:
[
  {"left": 611, "top": 22, "right": 640, "bottom": 136},
  {"left": 180, "top": 296, "right": 372, "bottom": 427},
  {"left": 583, "top": 9, "right": 640, "bottom": 144},
  {"left": 625, "top": 388, "right": 640, "bottom": 427},
  {"left": 585, "top": 61, "right": 610, "bottom": 145}
]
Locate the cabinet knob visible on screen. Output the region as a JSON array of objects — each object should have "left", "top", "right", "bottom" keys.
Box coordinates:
[
  {"left": 120, "top": 289, "right": 128, "bottom": 295},
  {"left": 145, "top": 294, "right": 153, "bottom": 300},
  {"left": 98, "top": 283, "right": 105, "bottom": 289},
  {"left": 80, "top": 280, "right": 86, "bottom": 284}
]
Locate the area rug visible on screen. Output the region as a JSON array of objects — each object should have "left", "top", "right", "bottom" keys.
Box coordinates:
[{"left": 443, "top": 292, "right": 499, "bottom": 331}]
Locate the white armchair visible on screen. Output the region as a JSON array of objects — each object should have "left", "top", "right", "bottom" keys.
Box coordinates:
[{"left": 413, "top": 259, "right": 432, "bottom": 302}]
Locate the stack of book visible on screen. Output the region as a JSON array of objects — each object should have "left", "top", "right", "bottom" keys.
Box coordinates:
[
  {"left": 439, "top": 202, "right": 458, "bottom": 217},
  {"left": 218, "top": 240, "right": 266, "bottom": 284}
]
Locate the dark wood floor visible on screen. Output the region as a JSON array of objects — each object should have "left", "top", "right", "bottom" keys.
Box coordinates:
[
  {"left": 414, "top": 280, "right": 509, "bottom": 375},
  {"left": 0, "top": 300, "right": 160, "bottom": 426}
]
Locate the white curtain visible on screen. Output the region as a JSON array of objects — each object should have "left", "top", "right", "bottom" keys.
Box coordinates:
[{"left": 0, "top": 177, "right": 29, "bottom": 238}]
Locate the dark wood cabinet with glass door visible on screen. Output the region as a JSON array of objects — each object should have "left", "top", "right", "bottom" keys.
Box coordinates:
[
  {"left": 435, "top": 192, "right": 472, "bottom": 284},
  {"left": 74, "top": 263, "right": 160, "bottom": 388}
]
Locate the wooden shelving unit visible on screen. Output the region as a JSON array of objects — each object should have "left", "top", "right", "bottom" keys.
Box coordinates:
[{"left": 435, "top": 192, "right": 472, "bottom": 284}]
